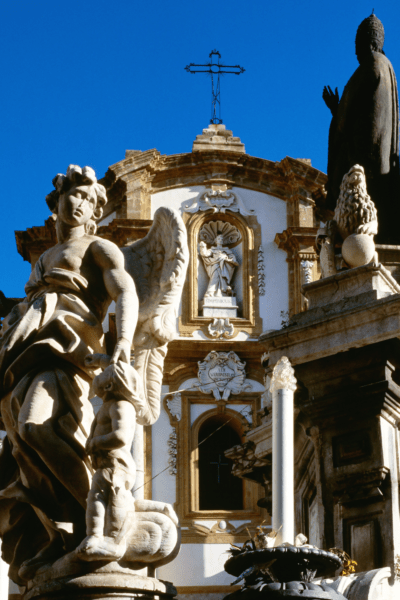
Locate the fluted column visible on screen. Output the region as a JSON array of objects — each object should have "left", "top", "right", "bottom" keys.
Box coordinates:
[{"left": 270, "top": 356, "right": 297, "bottom": 546}]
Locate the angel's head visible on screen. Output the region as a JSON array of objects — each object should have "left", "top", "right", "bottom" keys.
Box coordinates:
[
  {"left": 93, "top": 361, "right": 145, "bottom": 414},
  {"left": 215, "top": 234, "right": 224, "bottom": 245},
  {"left": 46, "top": 165, "right": 107, "bottom": 235}
]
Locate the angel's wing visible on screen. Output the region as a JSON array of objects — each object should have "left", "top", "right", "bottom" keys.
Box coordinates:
[{"left": 122, "top": 207, "right": 189, "bottom": 425}]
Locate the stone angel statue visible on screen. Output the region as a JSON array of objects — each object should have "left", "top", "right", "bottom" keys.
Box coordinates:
[{"left": 0, "top": 165, "right": 188, "bottom": 584}]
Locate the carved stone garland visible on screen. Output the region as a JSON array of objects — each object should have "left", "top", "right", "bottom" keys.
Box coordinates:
[
  {"left": 258, "top": 245, "right": 266, "bottom": 296},
  {"left": 167, "top": 429, "right": 178, "bottom": 475},
  {"left": 164, "top": 393, "right": 181, "bottom": 476}
]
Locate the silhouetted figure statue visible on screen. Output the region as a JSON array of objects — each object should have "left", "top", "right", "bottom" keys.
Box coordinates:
[{"left": 323, "top": 13, "right": 400, "bottom": 243}]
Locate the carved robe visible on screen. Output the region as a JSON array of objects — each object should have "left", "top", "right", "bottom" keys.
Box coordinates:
[
  {"left": 326, "top": 52, "right": 400, "bottom": 242},
  {"left": 200, "top": 245, "right": 238, "bottom": 297},
  {"left": 0, "top": 257, "right": 105, "bottom": 581}
]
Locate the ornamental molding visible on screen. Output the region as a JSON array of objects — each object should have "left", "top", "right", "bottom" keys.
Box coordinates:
[
  {"left": 166, "top": 393, "right": 182, "bottom": 422},
  {"left": 224, "top": 441, "right": 271, "bottom": 478},
  {"left": 167, "top": 428, "right": 178, "bottom": 475},
  {"left": 208, "top": 318, "right": 235, "bottom": 339},
  {"left": 274, "top": 227, "right": 319, "bottom": 255},
  {"left": 258, "top": 245, "right": 266, "bottom": 296},
  {"left": 193, "top": 351, "right": 252, "bottom": 400},
  {"left": 184, "top": 185, "right": 255, "bottom": 216},
  {"left": 270, "top": 356, "right": 297, "bottom": 393},
  {"left": 199, "top": 220, "right": 241, "bottom": 246},
  {"left": 300, "top": 260, "right": 314, "bottom": 284}
]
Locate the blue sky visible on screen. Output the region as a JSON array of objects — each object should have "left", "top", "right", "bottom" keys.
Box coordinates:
[{"left": 1, "top": 0, "right": 399, "bottom": 296}]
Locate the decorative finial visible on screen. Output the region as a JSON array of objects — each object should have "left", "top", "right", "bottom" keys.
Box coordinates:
[
  {"left": 185, "top": 51, "right": 245, "bottom": 125},
  {"left": 270, "top": 357, "right": 297, "bottom": 394}
]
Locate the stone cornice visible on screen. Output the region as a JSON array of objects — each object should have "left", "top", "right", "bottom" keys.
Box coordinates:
[
  {"left": 259, "top": 293, "right": 400, "bottom": 368},
  {"left": 106, "top": 150, "right": 327, "bottom": 203},
  {"left": 15, "top": 149, "right": 327, "bottom": 266},
  {"left": 97, "top": 218, "right": 152, "bottom": 246},
  {"left": 15, "top": 216, "right": 57, "bottom": 264},
  {"left": 275, "top": 227, "right": 319, "bottom": 255}
]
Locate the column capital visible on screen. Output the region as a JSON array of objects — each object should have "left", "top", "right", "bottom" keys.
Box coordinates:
[{"left": 270, "top": 356, "right": 297, "bottom": 394}]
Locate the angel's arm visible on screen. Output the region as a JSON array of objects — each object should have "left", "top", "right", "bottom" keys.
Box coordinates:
[{"left": 92, "top": 239, "right": 138, "bottom": 363}]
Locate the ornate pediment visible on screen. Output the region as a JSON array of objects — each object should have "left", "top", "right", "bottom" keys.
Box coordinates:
[{"left": 184, "top": 185, "right": 254, "bottom": 216}]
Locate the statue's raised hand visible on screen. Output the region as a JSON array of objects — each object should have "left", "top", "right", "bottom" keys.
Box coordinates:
[
  {"left": 323, "top": 86, "right": 339, "bottom": 116},
  {"left": 111, "top": 337, "right": 131, "bottom": 364}
]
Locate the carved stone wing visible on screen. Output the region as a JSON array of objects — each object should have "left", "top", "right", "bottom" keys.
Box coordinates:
[{"left": 122, "top": 207, "right": 189, "bottom": 424}]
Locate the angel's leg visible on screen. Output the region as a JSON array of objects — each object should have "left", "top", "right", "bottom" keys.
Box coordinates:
[{"left": 85, "top": 471, "right": 108, "bottom": 537}]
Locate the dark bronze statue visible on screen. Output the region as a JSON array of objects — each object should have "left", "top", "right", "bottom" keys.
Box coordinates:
[{"left": 323, "top": 13, "right": 400, "bottom": 243}]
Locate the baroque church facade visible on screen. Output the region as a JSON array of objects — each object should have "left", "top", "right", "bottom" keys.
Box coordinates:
[{"left": 7, "top": 122, "right": 328, "bottom": 599}]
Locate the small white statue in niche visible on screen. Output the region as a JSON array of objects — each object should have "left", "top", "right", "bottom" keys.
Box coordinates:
[{"left": 199, "top": 234, "right": 239, "bottom": 298}]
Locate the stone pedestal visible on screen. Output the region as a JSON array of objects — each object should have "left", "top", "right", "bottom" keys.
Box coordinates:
[
  {"left": 201, "top": 296, "right": 238, "bottom": 318},
  {"left": 303, "top": 262, "right": 400, "bottom": 312},
  {"left": 376, "top": 244, "right": 400, "bottom": 284},
  {"left": 192, "top": 124, "right": 245, "bottom": 153},
  {"left": 25, "top": 559, "right": 176, "bottom": 600},
  {"left": 325, "top": 568, "right": 400, "bottom": 599}
]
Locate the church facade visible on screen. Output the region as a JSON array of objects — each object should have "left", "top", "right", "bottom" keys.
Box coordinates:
[{"left": 10, "top": 123, "right": 327, "bottom": 600}]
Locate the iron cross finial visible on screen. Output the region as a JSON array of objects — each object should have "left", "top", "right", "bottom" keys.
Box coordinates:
[{"left": 185, "top": 50, "right": 245, "bottom": 124}]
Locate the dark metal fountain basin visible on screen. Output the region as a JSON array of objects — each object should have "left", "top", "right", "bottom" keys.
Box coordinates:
[
  {"left": 225, "top": 547, "right": 342, "bottom": 583},
  {"left": 224, "top": 580, "right": 347, "bottom": 599}
]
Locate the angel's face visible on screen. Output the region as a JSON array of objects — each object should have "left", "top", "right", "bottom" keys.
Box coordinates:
[
  {"left": 58, "top": 184, "right": 96, "bottom": 227},
  {"left": 215, "top": 235, "right": 224, "bottom": 245},
  {"left": 92, "top": 366, "right": 115, "bottom": 399}
]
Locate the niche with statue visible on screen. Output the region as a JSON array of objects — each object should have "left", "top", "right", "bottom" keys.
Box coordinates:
[
  {"left": 198, "top": 220, "right": 243, "bottom": 318},
  {"left": 181, "top": 210, "right": 262, "bottom": 339}
]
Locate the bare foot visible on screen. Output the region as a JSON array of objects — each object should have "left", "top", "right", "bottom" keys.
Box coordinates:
[{"left": 76, "top": 535, "right": 126, "bottom": 561}]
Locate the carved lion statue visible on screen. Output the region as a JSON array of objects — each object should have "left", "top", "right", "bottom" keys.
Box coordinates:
[{"left": 334, "top": 164, "right": 378, "bottom": 241}]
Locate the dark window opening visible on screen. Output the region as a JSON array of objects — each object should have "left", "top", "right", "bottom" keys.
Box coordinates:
[{"left": 198, "top": 415, "right": 243, "bottom": 510}]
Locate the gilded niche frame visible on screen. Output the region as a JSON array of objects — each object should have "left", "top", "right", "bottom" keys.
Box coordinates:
[
  {"left": 173, "top": 390, "right": 263, "bottom": 540},
  {"left": 180, "top": 210, "right": 263, "bottom": 337}
]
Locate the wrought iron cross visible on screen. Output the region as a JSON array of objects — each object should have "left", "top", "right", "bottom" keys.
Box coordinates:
[
  {"left": 185, "top": 50, "right": 245, "bottom": 125},
  {"left": 210, "top": 454, "right": 229, "bottom": 484}
]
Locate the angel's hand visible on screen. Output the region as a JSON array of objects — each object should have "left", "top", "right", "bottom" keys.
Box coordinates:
[{"left": 111, "top": 337, "right": 131, "bottom": 364}]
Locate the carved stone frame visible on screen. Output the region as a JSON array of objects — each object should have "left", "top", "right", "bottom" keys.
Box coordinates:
[
  {"left": 170, "top": 391, "right": 262, "bottom": 542},
  {"left": 180, "top": 211, "right": 263, "bottom": 337}
]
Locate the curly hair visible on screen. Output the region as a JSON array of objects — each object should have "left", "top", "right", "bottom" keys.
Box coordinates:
[{"left": 46, "top": 164, "right": 107, "bottom": 234}]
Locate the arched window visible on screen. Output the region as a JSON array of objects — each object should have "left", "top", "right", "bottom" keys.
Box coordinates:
[{"left": 198, "top": 414, "right": 243, "bottom": 510}]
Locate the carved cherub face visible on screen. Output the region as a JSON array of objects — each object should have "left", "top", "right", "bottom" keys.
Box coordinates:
[{"left": 57, "top": 183, "right": 97, "bottom": 227}]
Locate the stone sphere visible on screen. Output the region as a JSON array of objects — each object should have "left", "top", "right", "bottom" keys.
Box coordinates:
[{"left": 342, "top": 233, "right": 375, "bottom": 268}]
